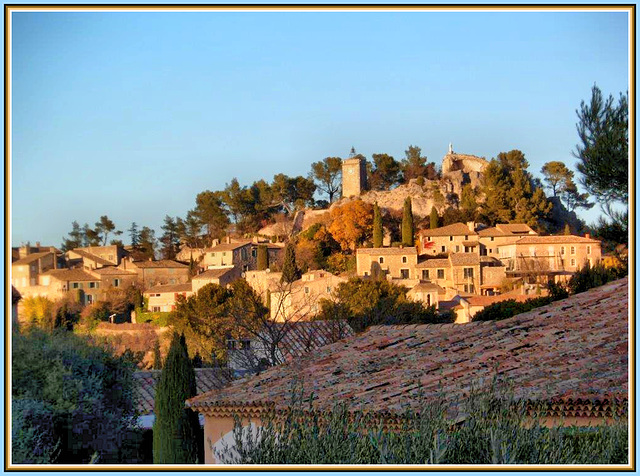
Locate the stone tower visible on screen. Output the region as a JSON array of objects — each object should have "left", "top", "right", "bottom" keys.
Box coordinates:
[{"left": 342, "top": 147, "right": 367, "bottom": 198}]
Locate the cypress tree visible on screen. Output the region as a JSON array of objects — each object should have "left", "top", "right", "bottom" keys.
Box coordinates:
[
  {"left": 257, "top": 244, "right": 268, "bottom": 270},
  {"left": 430, "top": 207, "right": 439, "bottom": 229},
  {"left": 402, "top": 197, "right": 414, "bottom": 247},
  {"left": 373, "top": 202, "right": 383, "bottom": 248},
  {"left": 153, "top": 340, "right": 162, "bottom": 370},
  {"left": 281, "top": 243, "right": 300, "bottom": 284},
  {"left": 563, "top": 223, "right": 571, "bottom": 235},
  {"left": 153, "top": 333, "right": 201, "bottom": 464}
]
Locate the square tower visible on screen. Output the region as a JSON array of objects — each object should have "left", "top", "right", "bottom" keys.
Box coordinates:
[{"left": 342, "top": 153, "right": 367, "bottom": 198}]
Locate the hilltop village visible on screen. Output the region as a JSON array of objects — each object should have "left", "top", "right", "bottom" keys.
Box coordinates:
[{"left": 11, "top": 146, "right": 628, "bottom": 465}]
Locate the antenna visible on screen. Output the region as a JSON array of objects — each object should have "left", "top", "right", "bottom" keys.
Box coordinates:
[{"left": 349, "top": 147, "right": 356, "bottom": 158}]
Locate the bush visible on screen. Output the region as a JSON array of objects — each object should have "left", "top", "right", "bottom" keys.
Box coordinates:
[
  {"left": 218, "top": 387, "right": 628, "bottom": 465},
  {"left": 472, "top": 296, "right": 555, "bottom": 322},
  {"left": 568, "top": 262, "right": 626, "bottom": 295},
  {"left": 139, "top": 311, "right": 172, "bottom": 327},
  {"left": 12, "top": 329, "right": 138, "bottom": 464}
]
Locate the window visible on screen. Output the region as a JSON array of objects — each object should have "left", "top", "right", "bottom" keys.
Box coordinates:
[
  {"left": 426, "top": 294, "right": 431, "bottom": 306},
  {"left": 364, "top": 272, "right": 369, "bottom": 277},
  {"left": 570, "top": 258, "right": 576, "bottom": 267},
  {"left": 113, "top": 278, "right": 120, "bottom": 287},
  {"left": 402, "top": 256, "right": 407, "bottom": 263},
  {"left": 326, "top": 286, "right": 332, "bottom": 293},
  {"left": 210, "top": 252, "right": 215, "bottom": 257},
  {"left": 570, "top": 246, "right": 576, "bottom": 255},
  {"left": 587, "top": 245, "right": 591, "bottom": 255},
  {"left": 427, "top": 237, "right": 432, "bottom": 242},
  {"left": 463, "top": 267, "right": 474, "bottom": 279},
  {"left": 222, "top": 252, "right": 227, "bottom": 256},
  {"left": 400, "top": 269, "right": 409, "bottom": 279},
  {"left": 304, "top": 286, "right": 310, "bottom": 294},
  {"left": 89, "top": 282, "right": 97, "bottom": 289},
  {"left": 464, "top": 284, "right": 475, "bottom": 293},
  {"left": 449, "top": 236, "right": 453, "bottom": 241},
  {"left": 561, "top": 246, "right": 566, "bottom": 255},
  {"left": 240, "top": 340, "right": 251, "bottom": 350},
  {"left": 437, "top": 269, "right": 445, "bottom": 279},
  {"left": 489, "top": 249, "right": 493, "bottom": 254},
  {"left": 86, "top": 295, "right": 93, "bottom": 304},
  {"left": 227, "top": 339, "right": 237, "bottom": 350},
  {"left": 379, "top": 257, "right": 384, "bottom": 264},
  {"left": 252, "top": 249, "right": 257, "bottom": 257},
  {"left": 455, "top": 245, "right": 460, "bottom": 253},
  {"left": 422, "top": 270, "right": 430, "bottom": 280},
  {"left": 441, "top": 246, "right": 446, "bottom": 253},
  {"left": 465, "top": 235, "right": 468, "bottom": 240},
  {"left": 151, "top": 306, "right": 161, "bottom": 312},
  {"left": 72, "top": 282, "right": 80, "bottom": 289},
  {"left": 490, "top": 237, "right": 494, "bottom": 242}
]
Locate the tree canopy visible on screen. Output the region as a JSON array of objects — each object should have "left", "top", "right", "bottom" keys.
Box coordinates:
[{"left": 310, "top": 157, "right": 342, "bottom": 203}]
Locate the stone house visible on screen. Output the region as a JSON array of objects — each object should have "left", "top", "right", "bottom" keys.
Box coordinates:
[
  {"left": 66, "top": 248, "right": 115, "bottom": 270},
  {"left": 144, "top": 283, "right": 194, "bottom": 313},
  {"left": 498, "top": 234, "right": 602, "bottom": 282},
  {"left": 192, "top": 267, "right": 241, "bottom": 294},
  {"left": 187, "top": 278, "right": 628, "bottom": 463},
  {"left": 355, "top": 247, "right": 418, "bottom": 280},
  {"left": 70, "top": 245, "right": 126, "bottom": 266},
  {"left": 38, "top": 268, "right": 102, "bottom": 305},
  {"left": 11, "top": 251, "right": 56, "bottom": 292},
  {"left": 243, "top": 269, "right": 284, "bottom": 305},
  {"left": 406, "top": 281, "right": 443, "bottom": 309},
  {"left": 418, "top": 222, "right": 479, "bottom": 256},
  {"left": 118, "top": 258, "right": 190, "bottom": 288},
  {"left": 91, "top": 266, "right": 139, "bottom": 291},
  {"left": 477, "top": 223, "right": 538, "bottom": 258},
  {"left": 201, "top": 241, "right": 254, "bottom": 272},
  {"left": 270, "top": 270, "right": 346, "bottom": 322}
]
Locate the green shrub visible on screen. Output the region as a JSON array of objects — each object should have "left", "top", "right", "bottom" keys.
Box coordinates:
[
  {"left": 218, "top": 387, "right": 627, "bottom": 465},
  {"left": 12, "top": 329, "right": 137, "bottom": 463},
  {"left": 139, "top": 311, "right": 172, "bottom": 327},
  {"left": 472, "top": 296, "right": 554, "bottom": 322},
  {"left": 568, "top": 262, "right": 626, "bottom": 295}
]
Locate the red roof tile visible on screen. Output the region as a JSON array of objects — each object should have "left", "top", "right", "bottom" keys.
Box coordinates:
[
  {"left": 420, "top": 223, "right": 476, "bottom": 237},
  {"left": 188, "top": 278, "right": 628, "bottom": 414}
]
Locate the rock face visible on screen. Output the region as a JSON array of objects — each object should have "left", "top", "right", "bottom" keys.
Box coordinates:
[{"left": 441, "top": 152, "right": 489, "bottom": 198}]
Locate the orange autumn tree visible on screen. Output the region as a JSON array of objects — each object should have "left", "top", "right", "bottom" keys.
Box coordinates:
[{"left": 328, "top": 200, "right": 374, "bottom": 251}]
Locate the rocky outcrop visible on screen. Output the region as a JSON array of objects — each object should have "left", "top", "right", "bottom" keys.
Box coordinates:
[{"left": 441, "top": 152, "right": 489, "bottom": 198}]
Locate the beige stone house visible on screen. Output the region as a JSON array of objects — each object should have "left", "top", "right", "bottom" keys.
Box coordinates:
[
  {"left": 418, "top": 222, "right": 478, "bottom": 256},
  {"left": 67, "top": 248, "right": 115, "bottom": 270},
  {"left": 70, "top": 245, "right": 126, "bottom": 266},
  {"left": 187, "top": 278, "right": 628, "bottom": 463},
  {"left": 144, "top": 283, "right": 194, "bottom": 313},
  {"left": 498, "top": 234, "right": 602, "bottom": 282},
  {"left": 270, "top": 270, "right": 346, "bottom": 321},
  {"left": 406, "top": 281, "right": 443, "bottom": 309},
  {"left": 355, "top": 247, "right": 418, "bottom": 280},
  {"left": 201, "top": 241, "right": 254, "bottom": 272},
  {"left": 11, "top": 251, "right": 57, "bottom": 292},
  {"left": 118, "top": 258, "right": 190, "bottom": 288},
  {"left": 477, "top": 223, "right": 537, "bottom": 258},
  {"left": 244, "top": 269, "right": 284, "bottom": 304},
  {"left": 91, "top": 266, "right": 139, "bottom": 290},
  {"left": 192, "top": 267, "right": 241, "bottom": 294},
  {"left": 38, "top": 268, "right": 103, "bottom": 305}
]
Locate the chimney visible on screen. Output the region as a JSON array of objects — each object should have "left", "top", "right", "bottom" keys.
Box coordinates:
[
  {"left": 36, "top": 241, "right": 41, "bottom": 248},
  {"left": 467, "top": 221, "right": 475, "bottom": 232},
  {"left": 585, "top": 233, "right": 590, "bottom": 239},
  {"left": 212, "top": 238, "right": 220, "bottom": 247},
  {"left": 226, "top": 236, "right": 231, "bottom": 244}
]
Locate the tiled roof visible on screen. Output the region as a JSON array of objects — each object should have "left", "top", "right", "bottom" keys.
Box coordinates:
[
  {"left": 477, "top": 224, "right": 537, "bottom": 237},
  {"left": 144, "top": 283, "right": 193, "bottom": 294},
  {"left": 11, "top": 251, "right": 53, "bottom": 266},
  {"left": 68, "top": 249, "right": 113, "bottom": 266},
  {"left": 420, "top": 223, "right": 476, "bottom": 237},
  {"left": 409, "top": 282, "right": 445, "bottom": 293},
  {"left": 42, "top": 268, "right": 98, "bottom": 282},
  {"left": 91, "top": 266, "right": 137, "bottom": 276},
  {"left": 204, "top": 241, "right": 252, "bottom": 252},
  {"left": 449, "top": 253, "right": 480, "bottom": 266},
  {"left": 134, "top": 368, "right": 232, "bottom": 415},
  {"left": 356, "top": 247, "right": 417, "bottom": 255},
  {"left": 272, "top": 320, "right": 355, "bottom": 361},
  {"left": 193, "top": 268, "right": 236, "bottom": 280},
  {"left": 515, "top": 235, "right": 600, "bottom": 245},
  {"left": 132, "top": 259, "right": 188, "bottom": 269},
  {"left": 415, "top": 259, "right": 450, "bottom": 268},
  {"left": 188, "top": 278, "right": 628, "bottom": 415}
]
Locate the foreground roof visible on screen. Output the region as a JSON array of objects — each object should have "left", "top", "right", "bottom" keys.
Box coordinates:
[
  {"left": 134, "top": 368, "right": 232, "bottom": 415},
  {"left": 188, "top": 278, "right": 628, "bottom": 414},
  {"left": 271, "top": 320, "right": 355, "bottom": 361}
]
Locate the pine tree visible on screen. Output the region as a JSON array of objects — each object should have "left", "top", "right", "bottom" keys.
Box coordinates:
[
  {"left": 430, "top": 207, "right": 439, "bottom": 230},
  {"left": 402, "top": 197, "right": 414, "bottom": 247},
  {"left": 372, "top": 202, "right": 383, "bottom": 248},
  {"left": 257, "top": 244, "right": 268, "bottom": 270},
  {"left": 281, "top": 243, "right": 300, "bottom": 284},
  {"left": 153, "top": 333, "right": 201, "bottom": 464}
]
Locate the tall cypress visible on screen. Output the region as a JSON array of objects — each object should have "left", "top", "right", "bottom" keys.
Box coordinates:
[
  {"left": 257, "top": 244, "right": 269, "bottom": 271},
  {"left": 281, "top": 243, "right": 300, "bottom": 284},
  {"left": 430, "top": 206, "right": 439, "bottom": 230},
  {"left": 153, "top": 340, "right": 162, "bottom": 370},
  {"left": 153, "top": 333, "right": 201, "bottom": 464},
  {"left": 402, "top": 197, "right": 414, "bottom": 247},
  {"left": 373, "top": 202, "right": 383, "bottom": 248}
]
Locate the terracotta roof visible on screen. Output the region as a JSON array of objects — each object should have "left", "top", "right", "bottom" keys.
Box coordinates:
[
  {"left": 132, "top": 259, "right": 188, "bottom": 269},
  {"left": 144, "top": 283, "right": 193, "bottom": 294},
  {"left": 134, "top": 368, "right": 232, "bottom": 415},
  {"left": 188, "top": 278, "right": 628, "bottom": 415},
  {"left": 204, "top": 241, "right": 252, "bottom": 252},
  {"left": 68, "top": 249, "right": 113, "bottom": 266},
  {"left": 41, "top": 268, "right": 98, "bottom": 282},
  {"left": 496, "top": 223, "right": 536, "bottom": 235},
  {"left": 91, "top": 266, "right": 137, "bottom": 276},
  {"left": 449, "top": 253, "right": 480, "bottom": 266},
  {"left": 356, "top": 247, "right": 417, "bottom": 255},
  {"left": 11, "top": 251, "right": 53, "bottom": 266},
  {"left": 415, "top": 258, "right": 450, "bottom": 268},
  {"left": 409, "top": 282, "right": 445, "bottom": 293},
  {"left": 462, "top": 240, "right": 479, "bottom": 247},
  {"left": 480, "top": 256, "right": 502, "bottom": 264},
  {"left": 420, "top": 223, "right": 476, "bottom": 237},
  {"left": 273, "top": 320, "right": 355, "bottom": 361},
  {"left": 193, "top": 268, "right": 236, "bottom": 280},
  {"left": 515, "top": 235, "right": 600, "bottom": 245}
]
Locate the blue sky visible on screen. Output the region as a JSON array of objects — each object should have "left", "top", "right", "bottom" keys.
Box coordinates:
[{"left": 10, "top": 9, "right": 630, "bottom": 247}]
